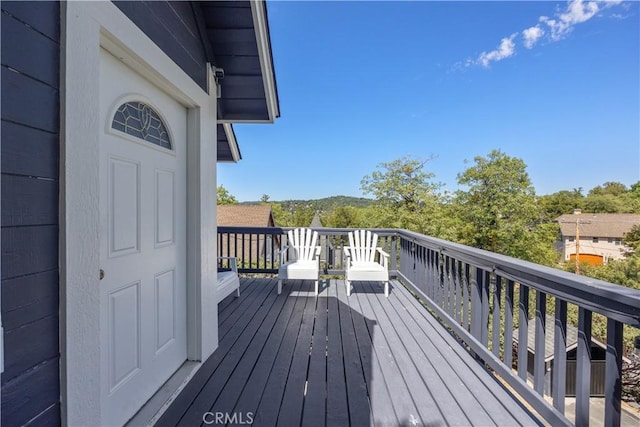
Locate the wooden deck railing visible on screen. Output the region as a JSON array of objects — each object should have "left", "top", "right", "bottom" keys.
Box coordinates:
[{"left": 217, "top": 226, "right": 640, "bottom": 426}]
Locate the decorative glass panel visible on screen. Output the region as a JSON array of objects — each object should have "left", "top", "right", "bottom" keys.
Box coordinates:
[{"left": 112, "top": 101, "right": 172, "bottom": 149}]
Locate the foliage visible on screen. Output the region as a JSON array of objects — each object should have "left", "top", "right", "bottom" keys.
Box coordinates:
[
  {"left": 247, "top": 195, "right": 374, "bottom": 212},
  {"left": 624, "top": 224, "right": 640, "bottom": 253},
  {"left": 217, "top": 185, "right": 238, "bottom": 205},
  {"left": 270, "top": 202, "right": 316, "bottom": 227},
  {"left": 588, "top": 181, "right": 628, "bottom": 197},
  {"left": 538, "top": 190, "right": 584, "bottom": 221},
  {"left": 360, "top": 155, "right": 454, "bottom": 238},
  {"left": 564, "top": 255, "right": 640, "bottom": 290},
  {"left": 323, "top": 206, "right": 363, "bottom": 229},
  {"left": 454, "top": 150, "right": 557, "bottom": 265}
]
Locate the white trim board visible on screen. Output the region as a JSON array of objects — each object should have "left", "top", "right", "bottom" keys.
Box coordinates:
[{"left": 60, "top": 2, "right": 219, "bottom": 425}]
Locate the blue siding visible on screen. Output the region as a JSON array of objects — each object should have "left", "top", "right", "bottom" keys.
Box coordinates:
[
  {"left": 1, "top": 1, "right": 61, "bottom": 425},
  {"left": 113, "top": 0, "right": 209, "bottom": 92}
]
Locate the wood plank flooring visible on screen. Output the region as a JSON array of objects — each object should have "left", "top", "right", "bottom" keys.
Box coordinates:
[{"left": 156, "top": 278, "right": 542, "bottom": 426}]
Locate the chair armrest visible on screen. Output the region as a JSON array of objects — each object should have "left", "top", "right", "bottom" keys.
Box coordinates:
[
  {"left": 376, "top": 248, "right": 389, "bottom": 269},
  {"left": 278, "top": 245, "right": 289, "bottom": 264},
  {"left": 217, "top": 256, "right": 238, "bottom": 273},
  {"left": 314, "top": 246, "right": 322, "bottom": 266},
  {"left": 344, "top": 247, "right": 353, "bottom": 270}
]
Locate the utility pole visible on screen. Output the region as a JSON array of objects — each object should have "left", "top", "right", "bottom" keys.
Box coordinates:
[
  {"left": 560, "top": 209, "right": 590, "bottom": 275},
  {"left": 575, "top": 216, "right": 581, "bottom": 275}
]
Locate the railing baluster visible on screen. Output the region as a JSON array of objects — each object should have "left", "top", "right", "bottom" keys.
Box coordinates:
[
  {"left": 534, "top": 291, "right": 547, "bottom": 396},
  {"left": 462, "top": 264, "right": 470, "bottom": 332},
  {"left": 575, "top": 308, "right": 592, "bottom": 426},
  {"left": 453, "top": 260, "right": 460, "bottom": 324},
  {"left": 390, "top": 235, "right": 397, "bottom": 274},
  {"left": 518, "top": 284, "right": 529, "bottom": 381},
  {"left": 471, "top": 267, "right": 482, "bottom": 342},
  {"left": 504, "top": 279, "right": 514, "bottom": 367},
  {"left": 442, "top": 255, "right": 451, "bottom": 315},
  {"left": 492, "top": 275, "right": 502, "bottom": 358},
  {"left": 552, "top": 299, "right": 567, "bottom": 413},
  {"left": 481, "top": 270, "right": 490, "bottom": 347},
  {"left": 604, "top": 318, "right": 623, "bottom": 427}
]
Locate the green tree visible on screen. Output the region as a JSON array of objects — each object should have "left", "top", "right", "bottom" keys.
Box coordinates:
[
  {"left": 360, "top": 155, "right": 452, "bottom": 237},
  {"left": 582, "top": 194, "right": 624, "bottom": 213},
  {"left": 623, "top": 224, "right": 640, "bottom": 253},
  {"left": 455, "top": 149, "right": 557, "bottom": 265},
  {"left": 538, "top": 190, "right": 583, "bottom": 221},
  {"left": 217, "top": 185, "right": 238, "bottom": 205},
  {"left": 588, "top": 181, "right": 628, "bottom": 197},
  {"left": 260, "top": 194, "right": 270, "bottom": 204},
  {"left": 323, "top": 206, "right": 363, "bottom": 229}
]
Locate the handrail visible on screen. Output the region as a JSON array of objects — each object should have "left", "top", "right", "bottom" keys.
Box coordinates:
[
  {"left": 396, "top": 229, "right": 640, "bottom": 327},
  {"left": 218, "top": 225, "right": 640, "bottom": 426}
]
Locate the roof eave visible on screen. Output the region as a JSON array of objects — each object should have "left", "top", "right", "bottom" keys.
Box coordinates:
[
  {"left": 218, "top": 123, "right": 242, "bottom": 163},
  {"left": 250, "top": 0, "right": 280, "bottom": 122}
]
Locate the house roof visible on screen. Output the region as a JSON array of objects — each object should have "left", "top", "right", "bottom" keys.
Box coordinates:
[
  {"left": 217, "top": 204, "right": 275, "bottom": 227},
  {"left": 513, "top": 314, "right": 605, "bottom": 362},
  {"left": 556, "top": 213, "right": 640, "bottom": 239}
]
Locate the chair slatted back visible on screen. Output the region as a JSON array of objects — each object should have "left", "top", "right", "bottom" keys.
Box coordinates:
[
  {"left": 287, "top": 228, "right": 318, "bottom": 261},
  {"left": 348, "top": 229, "right": 378, "bottom": 263}
]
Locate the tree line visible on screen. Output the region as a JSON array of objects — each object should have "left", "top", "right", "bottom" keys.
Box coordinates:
[{"left": 219, "top": 149, "right": 639, "bottom": 289}]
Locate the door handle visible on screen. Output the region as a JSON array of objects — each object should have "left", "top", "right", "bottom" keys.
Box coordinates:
[{"left": 100, "top": 269, "right": 105, "bottom": 280}]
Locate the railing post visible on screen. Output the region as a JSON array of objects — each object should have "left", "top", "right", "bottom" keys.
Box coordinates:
[
  {"left": 604, "top": 318, "right": 623, "bottom": 427},
  {"left": 576, "top": 308, "right": 592, "bottom": 426},
  {"left": 552, "top": 300, "right": 567, "bottom": 413},
  {"left": 462, "top": 264, "right": 470, "bottom": 332},
  {"left": 534, "top": 291, "right": 546, "bottom": 396},
  {"left": 390, "top": 235, "right": 397, "bottom": 275},
  {"left": 481, "top": 270, "right": 490, "bottom": 347},
  {"left": 518, "top": 284, "right": 529, "bottom": 381},
  {"left": 492, "top": 275, "right": 502, "bottom": 359},
  {"left": 471, "top": 267, "right": 482, "bottom": 342},
  {"left": 504, "top": 280, "right": 514, "bottom": 368}
]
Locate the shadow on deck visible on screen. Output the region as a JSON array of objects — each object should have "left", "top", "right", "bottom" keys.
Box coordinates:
[{"left": 157, "top": 277, "right": 542, "bottom": 426}]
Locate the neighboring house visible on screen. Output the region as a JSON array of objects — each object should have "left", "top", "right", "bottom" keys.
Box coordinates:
[
  {"left": 556, "top": 211, "right": 640, "bottom": 264},
  {"left": 217, "top": 205, "right": 279, "bottom": 264},
  {"left": 513, "top": 315, "right": 611, "bottom": 397},
  {"left": 1, "top": 2, "right": 279, "bottom": 425}
]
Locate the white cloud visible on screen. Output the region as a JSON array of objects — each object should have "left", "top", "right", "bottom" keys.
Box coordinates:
[
  {"left": 542, "top": 0, "right": 600, "bottom": 40},
  {"left": 464, "top": 0, "right": 625, "bottom": 69},
  {"left": 475, "top": 33, "right": 517, "bottom": 68},
  {"left": 522, "top": 25, "right": 545, "bottom": 49}
]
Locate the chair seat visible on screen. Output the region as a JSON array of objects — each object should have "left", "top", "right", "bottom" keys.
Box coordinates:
[
  {"left": 279, "top": 260, "right": 318, "bottom": 280},
  {"left": 349, "top": 262, "right": 386, "bottom": 272},
  {"left": 346, "top": 262, "right": 388, "bottom": 282}
]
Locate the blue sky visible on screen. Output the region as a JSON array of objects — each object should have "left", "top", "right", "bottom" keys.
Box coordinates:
[{"left": 218, "top": 0, "right": 639, "bottom": 202}]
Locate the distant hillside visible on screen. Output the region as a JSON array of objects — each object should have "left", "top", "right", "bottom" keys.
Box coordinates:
[{"left": 241, "top": 195, "right": 374, "bottom": 211}]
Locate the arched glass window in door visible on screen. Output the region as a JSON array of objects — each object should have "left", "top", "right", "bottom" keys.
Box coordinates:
[{"left": 111, "top": 101, "right": 172, "bottom": 149}]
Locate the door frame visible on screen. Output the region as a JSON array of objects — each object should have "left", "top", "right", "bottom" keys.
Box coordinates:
[{"left": 60, "top": 2, "right": 219, "bottom": 425}]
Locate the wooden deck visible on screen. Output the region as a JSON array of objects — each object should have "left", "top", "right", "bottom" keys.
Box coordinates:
[{"left": 156, "top": 278, "right": 542, "bottom": 426}]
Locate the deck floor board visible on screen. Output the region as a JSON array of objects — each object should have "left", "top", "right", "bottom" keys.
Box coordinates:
[{"left": 157, "top": 277, "right": 542, "bottom": 427}]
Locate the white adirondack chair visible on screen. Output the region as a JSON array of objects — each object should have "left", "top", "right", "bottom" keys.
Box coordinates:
[
  {"left": 278, "top": 228, "right": 321, "bottom": 295},
  {"left": 344, "top": 229, "right": 390, "bottom": 297}
]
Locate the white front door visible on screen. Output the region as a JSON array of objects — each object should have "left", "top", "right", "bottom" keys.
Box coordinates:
[{"left": 99, "top": 48, "right": 187, "bottom": 426}]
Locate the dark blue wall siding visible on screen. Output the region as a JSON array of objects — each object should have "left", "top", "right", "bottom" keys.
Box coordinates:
[
  {"left": 1, "top": 1, "right": 61, "bottom": 426},
  {"left": 114, "top": 0, "right": 209, "bottom": 92}
]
